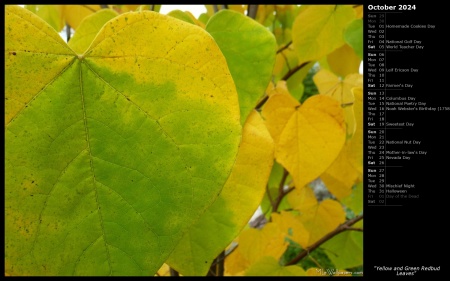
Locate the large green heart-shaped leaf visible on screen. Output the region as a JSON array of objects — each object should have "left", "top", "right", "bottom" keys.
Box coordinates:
[
  {"left": 206, "top": 9, "right": 277, "bottom": 125},
  {"left": 166, "top": 110, "right": 274, "bottom": 276},
  {"left": 5, "top": 6, "right": 241, "bottom": 276}
]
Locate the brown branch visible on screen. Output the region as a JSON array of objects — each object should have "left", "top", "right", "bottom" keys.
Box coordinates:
[
  {"left": 82, "top": 5, "right": 99, "bottom": 12},
  {"left": 276, "top": 41, "right": 292, "bottom": 54},
  {"left": 272, "top": 169, "right": 291, "bottom": 214},
  {"left": 247, "top": 5, "right": 258, "bottom": 19},
  {"left": 286, "top": 214, "right": 364, "bottom": 266},
  {"left": 169, "top": 267, "right": 179, "bottom": 276},
  {"left": 282, "top": 61, "right": 310, "bottom": 81},
  {"left": 207, "top": 250, "right": 225, "bottom": 276},
  {"left": 255, "top": 95, "right": 269, "bottom": 110},
  {"left": 65, "top": 24, "right": 71, "bottom": 42}
]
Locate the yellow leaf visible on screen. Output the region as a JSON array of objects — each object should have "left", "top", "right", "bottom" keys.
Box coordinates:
[
  {"left": 354, "top": 5, "right": 363, "bottom": 19},
  {"left": 239, "top": 223, "right": 288, "bottom": 264},
  {"left": 313, "top": 69, "right": 363, "bottom": 137},
  {"left": 321, "top": 143, "right": 360, "bottom": 200},
  {"left": 60, "top": 5, "right": 102, "bottom": 30},
  {"left": 224, "top": 239, "right": 248, "bottom": 276},
  {"left": 300, "top": 199, "right": 346, "bottom": 245},
  {"left": 321, "top": 86, "right": 363, "bottom": 198},
  {"left": 327, "top": 44, "right": 362, "bottom": 77},
  {"left": 287, "top": 186, "right": 346, "bottom": 246},
  {"left": 271, "top": 211, "right": 309, "bottom": 248},
  {"left": 287, "top": 186, "right": 318, "bottom": 213},
  {"left": 273, "top": 45, "right": 298, "bottom": 80},
  {"left": 275, "top": 95, "right": 346, "bottom": 190},
  {"left": 262, "top": 82, "right": 299, "bottom": 144},
  {"left": 155, "top": 263, "right": 171, "bottom": 276},
  {"left": 292, "top": 5, "right": 356, "bottom": 64},
  {"left": 347, "top": 87, "right": 363, "bottom": 175},
  {"left": 245, "top": 256, "right": 306, "bottom": 276}
]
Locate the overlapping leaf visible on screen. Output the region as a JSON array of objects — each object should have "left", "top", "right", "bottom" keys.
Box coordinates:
[
  {"left": 25, "top": 5, "right": 64, "bottom": 32},
  {"left": 322, "top": 220, "right": 363, "bottom": 269},
  {"left": 313, "top": 69, "right": 363, "bottom": 137},
  {"left": 68, "top": 9, "right": 119, "bottom": 54},
  {"left": 5, "top": 6, "right": 241, "bottom": 276},
  {"left": 274, "top": 95, "right": 346, "bottom": 190},
  {"left": 206, "top": 9, "right": 277, "bottom": 125},
  {"left": 292, "top": 5, "right": 355, "bottom": 64}
]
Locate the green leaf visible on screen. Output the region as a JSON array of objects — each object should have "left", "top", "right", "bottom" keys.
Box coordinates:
[
  {"left": 68, "top": 9, "right": 119, "bottom": 54},
  {"left": 25, "top": 5, "right": 63, "bottom": 32},
  {"left": 292, "top": 5, "right": 355, "bottom": 64},
  {"left": 5, "top": 6, "right": 241, "bottom": 276},
  {"left": 167, "top": 111, "right": 274, "bottom": 276},
  {"left": 198, "top": 13, "right": 210, "bottom": 25},
  {"left": 206, "top": 9, "right": 277, "bottom": 125},
  {"left": 322, "top": 228, "right": 363, "bottom": 269},
  {"left": 167, "top": 10, "right": 196, "bottom": 25},
  {"left": 344, "top": 19, "right": 363, "bottom": 60},
  {"left": 342, "top": 182, "right": 363, "bottom": 215},
  {"left": 245, "top": 256, "right": 306, "bottom": 276}
]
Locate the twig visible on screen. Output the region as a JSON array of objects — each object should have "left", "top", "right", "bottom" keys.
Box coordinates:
[
  {"left": 281, "top": 61, "right": 310, "bottom": 81},
  {"left": 247, "top": 5, "right": 258, "bottom": 19},
  {"left": 169, "top": 267, "right": 179, "bottom": 276},
  {"left": 276, "top": 41, "right": 292, "bottom": 54},
  {"left": 286, "top": 214, "right": 364, "bottom": 265}
]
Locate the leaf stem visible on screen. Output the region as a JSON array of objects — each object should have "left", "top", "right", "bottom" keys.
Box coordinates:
[{"left": 276, "top": 41, "right": 292, "bottom": 54}]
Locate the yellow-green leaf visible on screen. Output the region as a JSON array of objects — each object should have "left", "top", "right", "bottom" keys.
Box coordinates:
[
  {"left": 167, "top": 10, "right": 196, "bottom": 25},
  {"left": 206, "top": 9, "right": 277, "bottom": 125},
  {"left": 6, "top": 6, "right": 241, "bottom": 276},
  {"left": 275, "top": 95, "right": 346, "bottom": 190},
  {"left": 322, "top": 226, "right": 363, "bottom": 269},
  {"left": 342, "top": 182, "right": 363, "bottom": 215},
  {"left": 61, "top": 5, "right": 102, "bottom": 30},
  {"left": 345, "top": 19, "right": 364, "bottom": 60},
  {"left": 292, "top": 5, "right": 355, "bottom": 64},
  {"left": 166, "top": 110, "right": 274, "bottom": 276},
  {"left": 68, "top": 9, "right": 119, "bottom": 54},
  {"left": 327, "top": 44, "right": 362, "bottom": 77},
  {"left": 25, "top": 5, "right": 64, "bottom": 32},
  {"left": 245, "top": 256, "right": 306, "bottom": 276}
]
